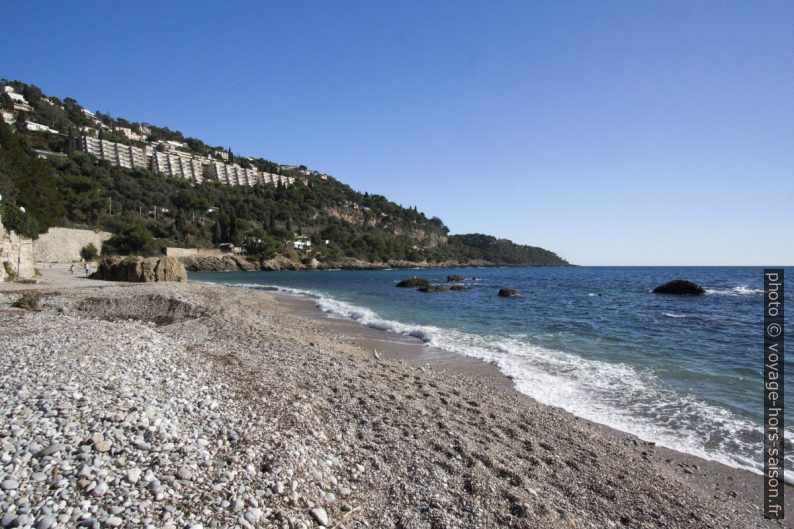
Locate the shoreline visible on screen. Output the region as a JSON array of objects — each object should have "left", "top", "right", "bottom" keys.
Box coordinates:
[
  {"left": 0, "top": 267, "right": 788, "bottom": 528},
  {"left": 236, "top": 282, "right": 788, "bottom": 516}
]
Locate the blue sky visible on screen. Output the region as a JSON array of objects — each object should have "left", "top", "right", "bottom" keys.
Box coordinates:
[{"left": 2, "top": 1, "right": 792, "bottom": 265}]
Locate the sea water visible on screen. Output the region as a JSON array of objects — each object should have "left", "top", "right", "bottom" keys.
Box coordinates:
[{"left": 195, "top": 266, "right": 793, "bottom": 474}]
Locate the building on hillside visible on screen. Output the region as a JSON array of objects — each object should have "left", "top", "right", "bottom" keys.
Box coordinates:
[
  {"left": 204, "top": 161, "right": 258, "bottom": 186},
  {"left": 3, "top": 87, "right": 32, "bottom": 112},
  {"left": 80, "top": 136, "right": 147, "bottom": 169},
  {"left": 1, "top": 110, "right": 14, "bottom": 125},
  {"left": 26, "top": 121, "right": 59, "bottom": 134},
  {"left": 157, "top": 140, "right": 187, "bottom": 151},
  {"left": 13, "top": 102, "right": 33, "bottom": 112},
  {"left": 80, "top": 126, "right": 99, "bottom": 137},
  {"left": 116, "top": 126, "right": 146, "bottom": 142},
  {"left": 33, "top": 149, "right": 68, "bottom": 159},
  {"left": 292, "top": 238, "right": 312, "bottom": 250},
  {"left": 151, "top": 151, "right": 206, "bottom": 183}
]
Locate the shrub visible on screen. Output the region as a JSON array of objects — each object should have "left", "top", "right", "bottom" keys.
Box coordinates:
[
  {"left": 80, "top": 243, "right": 99, "bottom": 261},
  {"left": 3, "top": 261, "right": 14, "bottom": 280}
]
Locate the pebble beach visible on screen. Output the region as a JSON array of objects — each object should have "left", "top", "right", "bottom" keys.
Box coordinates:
[{"left": 0, "top": 269, "right": 789, "bottom": 528}]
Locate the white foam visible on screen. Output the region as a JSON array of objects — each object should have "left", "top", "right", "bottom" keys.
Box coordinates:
[
  {"left": 705, "top": 285, "right": 764, "bottom": 296},
  {"left": 229, "top": 281, "right": 787, "bottom": 475},
  {"left": 662, "top": 312, "right": 687, "bottom": 319}
]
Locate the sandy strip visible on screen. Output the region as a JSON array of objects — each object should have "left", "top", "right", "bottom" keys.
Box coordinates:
[{"left": 0, "top": 268, "right": 789, "bottom": 528}]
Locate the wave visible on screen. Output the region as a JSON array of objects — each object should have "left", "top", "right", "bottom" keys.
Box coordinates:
[
  {"left": 662, "top": 312, "right": 687, "bottom": 319},
  {"left": 229, "top": 281, "right": 786, "bottom": 475},
  {"left": 705, "top": 285, "right": 764, "bottom": 296}
]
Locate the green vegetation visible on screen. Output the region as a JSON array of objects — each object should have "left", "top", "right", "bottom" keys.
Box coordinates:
[
  {"left": 80, "top": 243, "right": 99, "bottom": 261},
  {"left": 0, "top": 80, "right": 568, "bottom": 266},
  {"left": 3, "top": 261, "right": 14, "bottom": 280}
]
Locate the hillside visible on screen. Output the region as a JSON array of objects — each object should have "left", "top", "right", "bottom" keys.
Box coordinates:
[{"left": 0, "top": 80, "right": 568, "bottom": 267}]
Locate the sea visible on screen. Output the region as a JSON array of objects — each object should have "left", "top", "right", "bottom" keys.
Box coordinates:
[{"left": 194, "top": 266, "right": 792, "bottom": 475}]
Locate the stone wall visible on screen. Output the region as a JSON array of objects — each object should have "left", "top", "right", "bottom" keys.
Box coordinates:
[
  {"left": 0, "top": 216, "right": 35, "bottom": 280},
  {"left": 164, "top": 247, "right": 222, "bottom": 258},
  {"left": 33, "top": 227, "right": 112, "bottom": 263}
]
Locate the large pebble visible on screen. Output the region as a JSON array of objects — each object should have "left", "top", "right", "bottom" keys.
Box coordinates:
[{"left": 310, "top": 507, "right": 329, "bottom": 526}]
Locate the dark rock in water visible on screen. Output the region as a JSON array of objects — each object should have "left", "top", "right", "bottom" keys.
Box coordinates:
[
  {"left": 498, "top": 288, "right": 520, "bottom": 297},
  {"left": 652, "top": 280, "right": 705, "bottom": 295},
  {"left": 396, "top": 278, "right": 431, "bottom": 288},
  {"left": 418, "top": 285, "right": 451, "bottom": 293},
  {"left": 447, "top": 274, "right": 464, "bottom": 283},
  {"left": 449, "top": 285, "right": 468, "bottom": 291}
]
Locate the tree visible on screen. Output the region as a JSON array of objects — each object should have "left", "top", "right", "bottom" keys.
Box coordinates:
[
  {"left": 80, "top": 243, "right": 99, "bottom": 261},
  {"left": 103, "top": 225, "right": 155, "bottom": 256}
]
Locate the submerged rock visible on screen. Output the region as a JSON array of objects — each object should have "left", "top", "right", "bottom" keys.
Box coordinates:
[
  {"left": 652, "top": 280, "right": 705, "bottom": 295},
  {"left": 418, "top": 285, "right": 451, "bottom": 293},
  {"left": 396, "top": 278, "right": 431, "bottom": 288},
  {"left": 498, "top": 288, "right": 520, "bottom": 297},
  {"left": 446, "top": 274, "right": 464, "bottom": 282}
]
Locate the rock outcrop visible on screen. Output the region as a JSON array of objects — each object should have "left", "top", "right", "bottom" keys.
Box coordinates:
[
  {"left": 418, "top": 285, "right": 451, "bottom": 293},
  {"left": 91, "top": 256, "right": 187, "bottom": 282},
  {"left": 652, "top": 280, "right": 705, "bottom": 295},
  {"left": 180, "top": 255, "right": 258, "bottom": 272},
  {"left": 446, "top": 274, "right": 464, "bottom": 282},
  {"left": 396, "top": 278, "right": 431, "bottom": 288},
  {"left": 498, "top": 288, "right": 520, "bottom": 297},
  {"left": 260, "top": 255, "right": 304, "bottom": 271}
]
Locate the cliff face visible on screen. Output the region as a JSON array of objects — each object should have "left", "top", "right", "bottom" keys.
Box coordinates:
[
  {"left": 33, "top": 227, "right": 112, "bottom": 263},
  {"left": 0, "top": 216, "right": 35, "bottom": 281}
]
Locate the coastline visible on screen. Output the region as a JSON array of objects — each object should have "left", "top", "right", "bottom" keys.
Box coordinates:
[
  {"left": 179, "top": 254, "right": 571, "bottom": 273},
  {"left": 252, "top": 283, "right": 790, "bottom": 521},
  {"left": 0, "top": 267, "right": 787, "bottom": 528}
]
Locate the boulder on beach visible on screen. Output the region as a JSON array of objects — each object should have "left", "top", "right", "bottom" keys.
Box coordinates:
[
  {"left": 652, "top": 280, "right": 705, "bottom": 295},
  {"left": 446, "top": 274, "right": 464, "bottom": 283},
  {"left": 396, "top": 278, "right": 431, "bottom": 288},
  {"left": 498, "top": 288, "right": 520, "bottom": 297},
  {"left": 91, "top": 256, "right": 186, "bottom": 282}
]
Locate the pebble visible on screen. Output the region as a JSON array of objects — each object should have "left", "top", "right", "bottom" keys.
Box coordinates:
[
  {"left": 1, "top": 479, "right": 19, "bottom": 491},
  {"left": 310, "top": 507, "right": 329, "bottom": 526},
  {"left": 36, "top": 516, "right": 56, "bottom": 529},
  {"left": 127, "top": 467, "right": 141, "bottom": 484},
  {"left": 93, "top": 439, "right": 111, "bottom": 453},
  {"left": 176, "top": 466, "right": 193, "bottom": 480}
]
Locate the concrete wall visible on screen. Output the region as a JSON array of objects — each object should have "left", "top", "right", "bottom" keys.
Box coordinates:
[
  {"left": 164, "top": 247, "right": 222, "bottom": 258},
  {"left": 33, "top": 227, "right": 112, "bottom": 263},
  {"left": 0, "top": 216, "right": 35, "bottom": 280}
]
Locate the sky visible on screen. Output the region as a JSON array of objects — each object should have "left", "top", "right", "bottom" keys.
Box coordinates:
[{"left": 2, "top": 1, "right": 792, "bottom": 265}]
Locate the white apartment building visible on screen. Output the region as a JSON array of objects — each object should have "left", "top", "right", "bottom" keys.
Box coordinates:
[
  {"left": 204, "top": 162, "right": 258, "bottom": 186},
  {"left": 26, "top": 121, "right": 59, "bottom": 134},
  {"left": 1, "top": 110, "right": 14, "bottom": 125},
  {"left": 81, "top": 136, "right": 147, "bottom": 169},
  {"left": 77, "top": 133, "right": 301, "bottom": 189},
  {"left": 151, "top": 151, "right": 206, "bottom": 184}
]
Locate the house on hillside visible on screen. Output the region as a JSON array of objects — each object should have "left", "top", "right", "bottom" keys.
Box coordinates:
[{"left": 26, "top": 121, "right": 59, "bottom": 134}]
